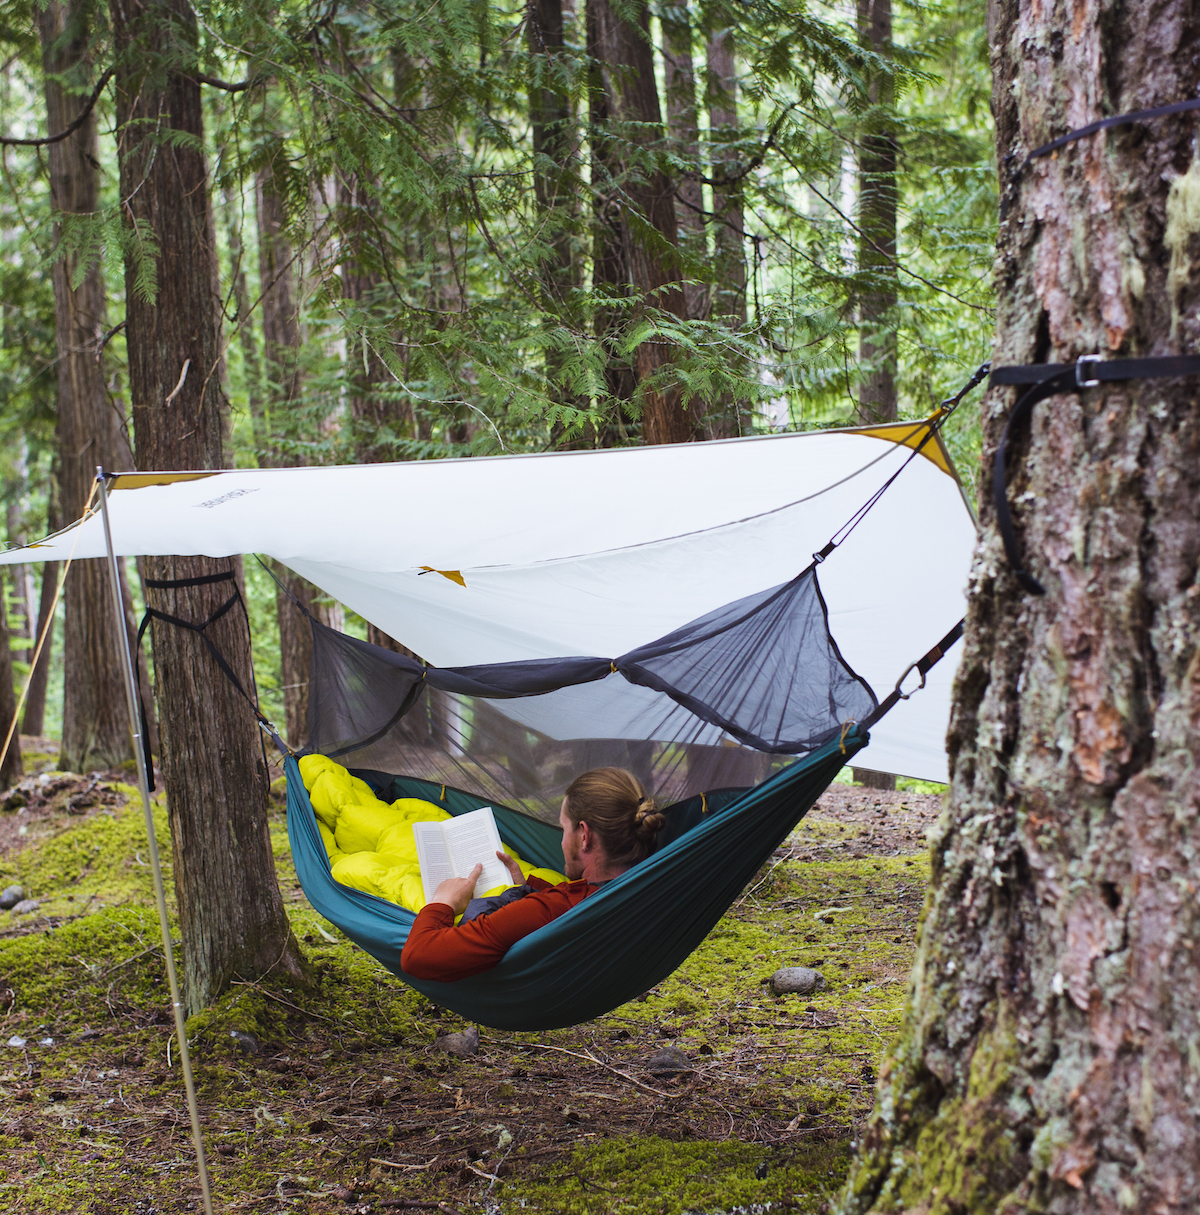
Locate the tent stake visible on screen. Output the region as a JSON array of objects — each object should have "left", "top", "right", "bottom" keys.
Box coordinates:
[{"left": 96, "top": 468, "right": 215, "bottom": 1215}]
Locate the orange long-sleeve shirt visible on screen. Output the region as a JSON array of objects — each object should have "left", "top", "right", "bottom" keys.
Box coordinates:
[{"left": 400, "top": 875, "right": 598, "bottom": 982}]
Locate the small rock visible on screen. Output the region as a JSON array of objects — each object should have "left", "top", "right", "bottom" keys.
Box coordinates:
[
  {"left": 228, "top": 1030, "right": 260, "bottom": 1055},
  {"left": 644, "top": 1045, "right": 691, "bottom": 1073},
  {"left": 7, "top": 1035, "right": 27, "bottom": 1048},
  {"left": 0, "top": 885, "right": 24, "bottom": 910},
  {"left": 10, "top": 899, "right": 40, "bottom": 916},
  {"left": 435, "top": 1025, "right": 479, "bottom": 1056},
  {"left": 770, "top": 967, "right": 827, "bottom": 996}
]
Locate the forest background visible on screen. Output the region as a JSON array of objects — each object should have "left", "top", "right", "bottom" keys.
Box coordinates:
[{"left": 0, "top": 0, "right": 993, "bottom": 755}]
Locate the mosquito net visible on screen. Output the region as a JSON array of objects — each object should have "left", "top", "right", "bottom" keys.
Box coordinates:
[{"left": 304, "top": 564, "right": 877, "bottom": 821}]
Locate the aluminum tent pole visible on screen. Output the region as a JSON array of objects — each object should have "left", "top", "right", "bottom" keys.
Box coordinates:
[{"left": 96, "top": 468, "right": 215, "bottom": 1215}]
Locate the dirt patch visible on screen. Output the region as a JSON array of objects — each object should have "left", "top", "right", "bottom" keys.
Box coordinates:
[{"left": 790, "top": 783, "right": 943, "bottom": 860}]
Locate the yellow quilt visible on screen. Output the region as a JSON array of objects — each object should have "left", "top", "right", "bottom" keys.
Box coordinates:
[{"left": 299, "top": 755, "right": 566, "bottom": 913}]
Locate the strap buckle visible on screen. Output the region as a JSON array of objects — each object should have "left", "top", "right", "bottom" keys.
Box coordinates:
[
  {"left": 1076, "top": 355, "right": 1102, "bottom": 388},
  {"left": 893, "top": 662, "right": 927, "bottom": 701}
]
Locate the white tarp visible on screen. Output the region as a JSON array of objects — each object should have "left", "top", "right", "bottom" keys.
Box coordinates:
[{"left": 0, "top": 421, "right": 978, "bottom": 781}]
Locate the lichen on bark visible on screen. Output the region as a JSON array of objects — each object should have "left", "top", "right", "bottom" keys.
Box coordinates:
[{"left": 838, "top": 1, "right": 1200, "bottom": 1211}]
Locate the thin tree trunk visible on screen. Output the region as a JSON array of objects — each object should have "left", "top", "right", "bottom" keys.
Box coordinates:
[
  {"left": 23, "top": 478, "right": 61, "bottom": 739},
  {"left": 22, "top": 559, "right": 57, "bottom": 738},
  {"left": 662, "top": 0, "right": 704, "bottom": 323},
  {"left": 109, "top": 0, "right": 305, "bottom": 1013},
  {"left": 840, "top": 2, "right": 1200, "bottom": 1210},
  {"left": 257, "top": 151, "right": 303, "bottom": 456},
  {"left": 36, "top": 0, "right": 136, "bottom": 773},
  {"left": 705, "top": 22, "right": 747, "bottom": 439},
  {"left": 850, "top": 0, "right": 899, "bottom": 791},
  {"left": 223, "top": 184, "right": 266, "bottom": 457},
  {"left": 855, "top": 0, "right": 898, "bottom": 425},
  {"left": 0, "top": 579, "right": 21, "bottom": 788},
  {"left": 588, "top": 0, "right": 693, "bottom": 445},
  {"left": 529, "top": 0, "right": 587, "bottom": 434}
]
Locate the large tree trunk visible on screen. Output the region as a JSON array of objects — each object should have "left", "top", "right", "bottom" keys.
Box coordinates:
[
  {"left": 36, "top": 0, "right": 137, "bottom": 774},
  {"left": 840, "top": 2, "right": 1200, "bottom": 1211},
  {"left": 705, "top": 21, "right": 747, "bottom": 440},
  {"left": 587, "top": 0, "right": 693, "bottom": 444},
  {"left": 854, "top": 0, "right": 898, "bottom": 426},
  {"left": 109, "top": 0, "right": 305, "bottom": 1014}
]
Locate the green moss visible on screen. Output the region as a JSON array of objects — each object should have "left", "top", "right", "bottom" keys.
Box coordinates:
[
  {"left": 503, "top": 1135, "right": 852, "bottom": 1213},
  {"left": 0, "top": 904, "right": 173, "bottom": 1024},
  {"left": 0, "top": 790, "right": 173, "bottom": 916},
  {"left": 876, "top": 1008, "right": 1030, "bottom": 1214}
]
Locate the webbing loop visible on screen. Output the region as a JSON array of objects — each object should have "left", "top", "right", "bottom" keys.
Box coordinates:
[
  {"left": 990, "top": 355, "right": 1200, "bottom": 595},
  {"left": 135, "top": 569, "right": 290, "bottom": 785}
]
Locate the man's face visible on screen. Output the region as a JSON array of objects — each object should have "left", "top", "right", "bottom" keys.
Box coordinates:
[{"left": 559, "top": 798, "right": 585, "bottom": 880}]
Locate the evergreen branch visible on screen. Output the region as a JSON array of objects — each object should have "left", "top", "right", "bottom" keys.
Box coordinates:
[
  {"left": 680, "top": 102, "right": 799, "bottom": 188},
  {"left": 780, "top": 157, "right": 992, "bottom": 315},
  {"left": 0, "top": 69, "right": 113, "bottom": 148},
  {"left": 192, "top": 73, "right": 261, "bottom": 94}
]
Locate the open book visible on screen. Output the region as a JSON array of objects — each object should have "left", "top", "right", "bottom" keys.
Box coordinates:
[{"left": 412, "top": 807, "right": 513, "bottom": 903}]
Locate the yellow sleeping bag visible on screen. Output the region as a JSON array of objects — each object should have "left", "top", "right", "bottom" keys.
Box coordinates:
[{"left": 298, "top": 754, "right": 566, "bottom": 913}]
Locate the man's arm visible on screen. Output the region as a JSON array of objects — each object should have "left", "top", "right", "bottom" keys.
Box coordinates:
[{"left": 401, "top": 879, "right": 587, "bottom": 982}]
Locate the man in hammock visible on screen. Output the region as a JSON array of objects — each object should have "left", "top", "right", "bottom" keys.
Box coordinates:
[{"left": 401, "top": 768, "right": 665, "bottom": 981}]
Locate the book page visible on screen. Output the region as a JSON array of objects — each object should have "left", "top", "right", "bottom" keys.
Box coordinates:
[
  {"left": 443, "top": 808, "right": 510, "bottom": 897},
  {"left": 412, "top": 821, "right": 456, "bottom": 903}
]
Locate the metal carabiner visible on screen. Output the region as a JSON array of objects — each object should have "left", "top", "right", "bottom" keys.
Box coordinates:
[{"left": 893, "top": 662, "right": 927, "bottom": 701}]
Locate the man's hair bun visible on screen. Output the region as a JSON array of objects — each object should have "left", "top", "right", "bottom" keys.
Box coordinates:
[{"left": 564, "top": 768, "right": 664, "bottom": 866}]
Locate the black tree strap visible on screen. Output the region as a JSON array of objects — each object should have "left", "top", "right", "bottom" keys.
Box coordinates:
[
  {"left": 134, "top": 571, "right": 288, "bottom": 788},
  {"left": 144, "top": 570, "right": 236, "bottom": 590},
  {"left": 991, "top": 355, "right": 1200, "bottom": 595},
  {"left": 1024, "top": 97, "right": 1200, "bottom": 167},
  {"left": 863, "top": 618, "right": 965, "bottom": 730}
]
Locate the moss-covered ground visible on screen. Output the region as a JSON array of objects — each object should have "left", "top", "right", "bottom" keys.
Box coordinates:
[{"left": 0, "top": 759, "right": 941, "bottom": 1215}]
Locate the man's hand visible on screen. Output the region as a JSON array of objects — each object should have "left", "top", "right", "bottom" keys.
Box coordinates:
[
  {"left": 429, "top": 864, "right": 484, "bottom": 915},
  {"left": 496, "top": 850, "right": 524, "bottom": 886}
]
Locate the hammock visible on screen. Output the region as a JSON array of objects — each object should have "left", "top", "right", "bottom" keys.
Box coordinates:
[
  {"left": 282, "top": 552, "right": 958, "bottom": 1029},
  {"left": 286, "top": 730, "right": 866, "bottom": 1031}
]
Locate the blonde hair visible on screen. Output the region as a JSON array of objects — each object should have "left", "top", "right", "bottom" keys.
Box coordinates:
[{"left": 563, "top": 768, "right": 665, "bottom": 867}]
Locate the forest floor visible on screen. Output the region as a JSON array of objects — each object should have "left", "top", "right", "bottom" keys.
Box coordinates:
[{"left": 0, "top": 742, "right": 943, "bottom": 1215}]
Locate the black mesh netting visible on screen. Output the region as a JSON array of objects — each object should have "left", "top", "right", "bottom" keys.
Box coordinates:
[{"left": 303, "top": 566, "right": 877, "bottom": 821}]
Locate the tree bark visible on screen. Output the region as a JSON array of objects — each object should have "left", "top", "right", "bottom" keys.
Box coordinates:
[
  {"left": 839, "top": 2, "right": 1200, "bottom": 1211},
  {"left": 705, "top": 20, "right": 747, "bottom": 439},
  {"left": 587, "top": 0, "right": 694, "bottom": 444},
  {"left": 109, "top": 0, "right": 305, "bottom": 1013},
  {"left": 36, "top": 0, "right": 137, "bottom": 774},
  {"left": 855, "top": 0, "right": 898, "bottom": 426}
]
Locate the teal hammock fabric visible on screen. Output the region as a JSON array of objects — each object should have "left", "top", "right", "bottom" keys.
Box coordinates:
[{"left": 285, "top": 727, "right": 868, "bottom": 1031}]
